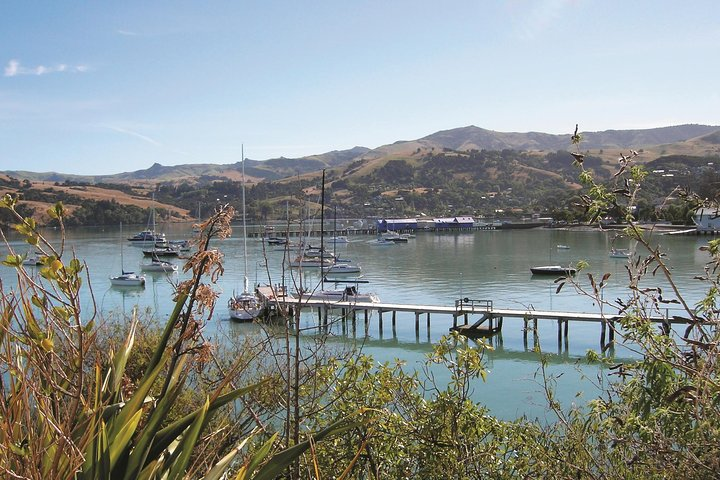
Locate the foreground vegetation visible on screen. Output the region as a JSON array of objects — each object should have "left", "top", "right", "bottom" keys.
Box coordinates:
[{"left": 1, "top": 129, "right": 719, "bottom": 478}]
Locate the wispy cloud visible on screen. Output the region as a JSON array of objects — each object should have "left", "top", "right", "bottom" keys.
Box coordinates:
[
  {"left": 511, "top": 0, "right": 575, "bottom": 41},
  {"left": 105, "top": 126, "right": 163, "bottom": 147},
  {"left": 116, "top": 29, "right": 139, "bottom": 36},
  {"left": 4, "top": 59, "right": 90, "bottom": 77}
]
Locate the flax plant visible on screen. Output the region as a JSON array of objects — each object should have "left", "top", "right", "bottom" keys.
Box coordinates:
[{"left": 0, "top": 197, "right": 362, "bottom": 479}]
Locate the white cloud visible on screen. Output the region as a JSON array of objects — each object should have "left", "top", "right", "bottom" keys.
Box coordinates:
[
  {"left": 116, "top": 29, "right": 139, "bottom": 36},
  {"left": 4, "top": 59, "right": 19, "bottom": 77},
  {"left": 3, "top": 59, "right": 90, "bottom": 77}
]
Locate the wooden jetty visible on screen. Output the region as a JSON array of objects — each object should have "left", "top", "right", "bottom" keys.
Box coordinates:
[{"left": 256, "top": 290, "right": 684, "bottom": 348}]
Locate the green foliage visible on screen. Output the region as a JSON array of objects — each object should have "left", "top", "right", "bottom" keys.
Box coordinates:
[{"left": 0, "top": 202, "right": 359, "bottom": 479}]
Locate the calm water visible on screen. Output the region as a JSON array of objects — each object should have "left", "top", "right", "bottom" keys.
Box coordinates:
[{"left": 1, "top": 224, "right": 713, "bottom": 420}]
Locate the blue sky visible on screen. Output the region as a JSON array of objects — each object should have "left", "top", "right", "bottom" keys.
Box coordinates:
[{"left": 1, "top": 1, "right": 719, "bottom": 175}]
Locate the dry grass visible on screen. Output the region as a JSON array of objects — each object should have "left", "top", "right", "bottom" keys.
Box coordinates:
[{"left": 0, "top": 181, "right": 191, "bottom": 223}]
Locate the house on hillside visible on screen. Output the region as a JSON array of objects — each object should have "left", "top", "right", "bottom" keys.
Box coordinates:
[{"left": 694, "top": 208, "right": 720, "bottom": 232}]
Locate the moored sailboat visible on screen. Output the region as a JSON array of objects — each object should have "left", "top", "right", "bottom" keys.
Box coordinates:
[
  {"left": 228, "top": 145, "right": 264, "bottom": 322},
  {"left": 111, "top": 223, "right": 146, "bottom": 287}
]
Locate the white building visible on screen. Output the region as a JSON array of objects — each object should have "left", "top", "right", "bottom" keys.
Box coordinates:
[{"left": 694, "top": 208, "right": 720, "bottom": 232}]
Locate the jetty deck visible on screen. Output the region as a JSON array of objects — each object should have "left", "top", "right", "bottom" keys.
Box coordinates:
[{"left": 259, "top": 292, "right": 684, "bottom": 348}]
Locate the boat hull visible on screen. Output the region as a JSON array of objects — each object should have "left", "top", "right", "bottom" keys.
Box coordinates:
[{"left": 530, "top": 265, "right": 576, "bottom": 275}]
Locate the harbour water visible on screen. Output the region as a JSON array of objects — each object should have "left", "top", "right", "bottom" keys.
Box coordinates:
[{"left": 1, "top": 224, "right": 712, "bottom": 420}]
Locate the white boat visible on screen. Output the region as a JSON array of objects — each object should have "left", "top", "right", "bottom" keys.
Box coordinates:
[
  {"left": 228, "top": 145, "right": 263, "bottom": 322},
  {"left": 556, "top": 244, "right": 570, "bottom": 249},
  {"left": 22, "top": 251, "right": 43, "bottom": 266},
  {"left": 530, "top": 265, "right": 576, "bottom": 275},
  {"left": 299, "top": 285, "right": 380, "bottom": 303},
  {"left": 142, "top": 245, "right": 180, "bottom": 257},
  {"left": 322, "top": 263, "right": 362, "bottom": 274},
  {"left": 169, "top": 239, "right": 192, "bottom": 252},
  {"left": 111, "top": 223, "right": 146, "bottom": 287},
  {"left": 127, "top": 230, "right": 166, "bottom": 244},
  {"left": 298, "top": 171, "right": 380, "bottom": 304},
  {"left": 609, "top": 248, "right": 631, "bottom": 258},
  {"left": 110, "top": 271, "right": 146, "bottom": 287},
  {"left": 128, "top": 194, "right": 166, "bottom": 245},
  {"left": 381, "top": 231, "right": 409, "bottom": 243},
  {"left": 327, "top": 235, "right": 350, "bottom": 244},
  {"left": 140, "top": 258, "right": 178, "bottom": 273},
  {"left": 289, "top": 256, "right": 333, "bottom": 268},
  {"left": 367, "top": 236, "right": 395, "bottom": 246}
]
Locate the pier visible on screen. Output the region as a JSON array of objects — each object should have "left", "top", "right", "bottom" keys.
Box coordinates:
[{"left": 257, "top": 289, "right": 684, "bottom": 349}]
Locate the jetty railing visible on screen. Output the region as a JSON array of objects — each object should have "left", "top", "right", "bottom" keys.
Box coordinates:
[{"left": 455, "top": 298, "right": 492, "bottom": 313}]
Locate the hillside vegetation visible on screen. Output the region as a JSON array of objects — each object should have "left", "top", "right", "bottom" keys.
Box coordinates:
[{"left": 2, "top": 124, "right": 720, "bottom": 226}]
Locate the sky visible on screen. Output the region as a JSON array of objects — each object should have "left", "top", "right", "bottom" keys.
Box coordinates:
[{"left": 1, "top": 1, "right": 719, "bottom": 175}]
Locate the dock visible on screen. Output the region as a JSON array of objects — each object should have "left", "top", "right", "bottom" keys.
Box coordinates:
[{"left": 256, "top": 291, "right": 686, "bottom": 349}]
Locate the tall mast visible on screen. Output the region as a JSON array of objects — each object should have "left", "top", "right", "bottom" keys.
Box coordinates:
[
  {"left": 320, "top": 169, "right": 325, "bottom": 290},
  {"left": 242, "top": 144, "right": 250, "bottom": 294}
]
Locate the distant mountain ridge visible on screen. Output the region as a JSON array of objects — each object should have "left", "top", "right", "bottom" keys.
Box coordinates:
[{"left": 3, "top": 124, "right": 718, "bottom": 183}]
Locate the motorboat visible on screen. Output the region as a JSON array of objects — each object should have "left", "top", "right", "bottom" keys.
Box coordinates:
[
  {"left": 128, "top": 194, "right": 166, "bottom": 245},
  {"left": 128, "top": 230, "right": 166, "bottom": 244},
  {"left": 556, "top": 244, "right": 570, "bottom": 249},
  {"left": 609, "top": 248, "right": 631, "bottom": 258},
  {"left": 367, "top": 236, "right": 395, "bottom": 246},
  {"left": 530, "top": 265, "right": 576, "bottom": 275},
  {"left": 265, "top": 236, "right": 288, "bottom": 245},
  {"left": 381, "top": 231, "right": 409, "bottom": 243},
  {"left": 326, "top": 235, "right": 350, "bottom": 244}
]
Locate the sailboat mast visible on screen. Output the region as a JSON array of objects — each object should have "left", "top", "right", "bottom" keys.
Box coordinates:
[
  {"left": 320, "top": 169, "right": 325, "bottom": 290},
  {"left": 242, "top": 144, "right": 250, "bottom": 294}
]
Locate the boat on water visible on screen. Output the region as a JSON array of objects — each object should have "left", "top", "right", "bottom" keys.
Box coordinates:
[
  {"left": 22, "top": 251, "right": 43, "bottom": 266},
  {"left": 228, "top": 145, "right": 264, "bottom": 322},
  {"left": 327, "top": 235, "right": 350, "bottom": 244},
  {"left": 322, "top": 263, "right": 361, "bottom": 275},
  {"left": 169, "top": 239, "right": 192, "bottom": 252},
  {"left": 556, "top": 244, "right": 570, "bottom": 250},
  {"left": 140, "top": 257, "right": 178, "bottom": 273},
  {"left": 265, "top": 236, "right": 288, "bottom": 245},
  {"left": 111, "top": 223, "right": 146, "bottom": 287},
  {"left": 367, "top": 236, "right": 395, "bottom": 246},
  {"left": 128, "top": 195, "right": 166, "bottom": 245},
  {"left": 289, "top": 256, "right": 334, "bottom": 268},
  {"left": 381, "top": 231, "right": 409, "bottom": 243},
  {"left": 609, "top": 248, "right": 631, "bottom": 258},
  {"left": 298, "top": 171, "right": 380, "bottom": 304},
  {"left": 530, "top": 265, "right": 577, "bottom": 275},
  {"left": 299, "top": 285, "right": 380, "bottom": 303},
  {"left": 142, "top": 245, "right": 180, "bottom": 257},
  {"left": 128, "top": 230, "right": 166, "bottom": 244},
  {"left": 110, "top": 271, "right": 146, "bottom": 287}
]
